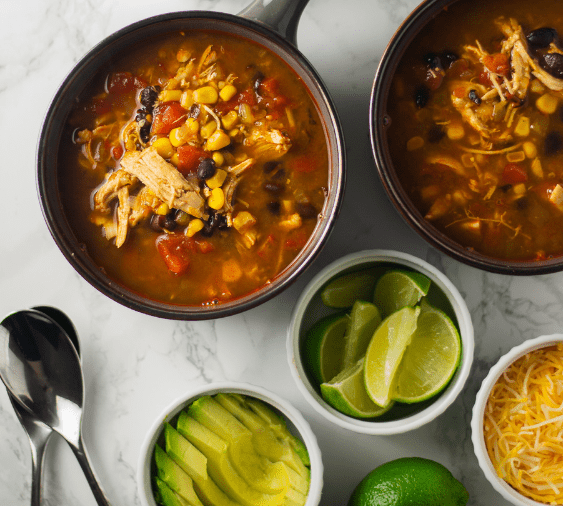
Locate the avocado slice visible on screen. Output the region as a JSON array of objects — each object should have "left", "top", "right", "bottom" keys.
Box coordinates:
[
  {"left": 154, "top": 444, "right": 204, "bottom": 506},
  {"left": 283, "top": 486, "right": 308, "bottom": 506},
  {"left": 215, "top": 394, "right": 309, "bottom": 478},
  {"left": 244, "top": 397, "right": 311, "bottom": 467},
  {"left": 154, "top": 477, "right": 194, "bottom": 506},
  {"left": 176, "top": 413, "right": 287, "bottom": 506},
  {"left": 178, "top": 411, "right": 289, "bottom": 495},
  {"left": 164, "top": 423, "right": 239, "bottom": 506}
]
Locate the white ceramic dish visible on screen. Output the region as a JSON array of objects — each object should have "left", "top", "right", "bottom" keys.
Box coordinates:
[
  {"left": 287, "top": 249, "right": 474, "bottom": 435},
  {"left": 137, "top": 381, "right": 323, "bottom": 506},
  {"left": 471, "top": 334, "right": 563, "bottom": 506}
]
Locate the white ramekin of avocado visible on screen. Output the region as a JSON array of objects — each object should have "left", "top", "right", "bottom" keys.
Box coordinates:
[
  {"left": 287, "top": 249, "right": 474, "bottom": 435},
  {"left": 138, "top": 382, "right": 322, "bottom": 506}
]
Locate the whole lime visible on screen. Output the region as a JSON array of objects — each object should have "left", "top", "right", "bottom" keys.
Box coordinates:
[{"left": 348, "top": 457, "right": 469, "bottom": 506}]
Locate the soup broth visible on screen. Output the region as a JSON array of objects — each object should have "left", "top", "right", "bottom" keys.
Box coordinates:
[
  {"left": 387, "top": 0, "right": 563, "bottom": 261},
  {"left": 59, "top": 30, "right": 329, "bottom": 306}
]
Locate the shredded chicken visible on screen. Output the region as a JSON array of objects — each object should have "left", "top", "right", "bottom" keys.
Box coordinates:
[{"left": 94, "top": 169, "right": 138, "bottom": 213}]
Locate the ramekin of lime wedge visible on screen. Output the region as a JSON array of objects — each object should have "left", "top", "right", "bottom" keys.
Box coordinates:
[
  {"left": 138, "top": 382, "right": 323, "bottom": 506},
  {"left": 287, "top": 250, "right": 474, "bottom": 435}
]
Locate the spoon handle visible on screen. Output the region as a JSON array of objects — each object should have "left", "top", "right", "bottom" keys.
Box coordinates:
[{"left": 69, "top": 436, "right": 112, "bottom": 506}]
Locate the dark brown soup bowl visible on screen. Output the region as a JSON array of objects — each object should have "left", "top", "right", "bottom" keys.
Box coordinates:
[
  {"left": 37, "top": 0, "right": 345, "bottom": 319},
  {"left": 369, "top": 0, "right": 563, "bottom": 275}
]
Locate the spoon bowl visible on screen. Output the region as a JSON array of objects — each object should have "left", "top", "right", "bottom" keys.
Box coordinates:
[{"left": 0, "top": 309, "right": 111, "bottom": 506}]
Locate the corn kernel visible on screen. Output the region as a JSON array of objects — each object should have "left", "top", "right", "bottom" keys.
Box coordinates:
[
  {"left": 513, "top": 183, "right": 527, "bottom": 195},
  {"left": 239, "top": 103, "right": 254, "bottom": 124},
  {"left": 536, "top": 93, "right": 559, "bottom": 115},
  {"left": 152, "top": 137, "right": 175, "bottom": 159},
  {"left": 156, "top": 203, "right": 169, "bottom": 215},
  {"left": 530, "top": 79, "right": 545, "bottom": 94},
  {"left": 200, "top": 120, "right": 217, "bottom": 139},
  {"left": 514, "top": 116, "right": 530, "bottom": 137},
  {"left": 233, "top": 211, "right": 256, "bottom": 233},
  {"left": 506, "top": 151, "right": 525, "bottom": 163},
  {"left": 407, "top": 136, "right": 424, "bottom": 151},
  {"left": 159, "top": 89, "right": 182, "bottom": 103},
  {"left": 523, "top": 141, "right": 537, "bottom": 159},
  {"left": 180, "top": 90, "right": 194, "bottom": 110},
  {"left": 193, "top": 86, "right": 219, "bottom": 104},
  {"left": 170, "top": 152, "right": 180, "bottom": 167},
  {"left": 219, "top": 84, "right": 237, "bottom": 102},
  {"left": 206, "top": 168, "right": 227, "bottom": 189},
  {"left": 186, "top": 117, "right": 199, "bottom": 135},
  {"left": 279, "top": 213, "right": 302, "bottom": 231},
  {"left": 185, "top": 219, "right": 204, "bottom": 237},
  {"left": 208, "top": 187, "right": 225, "bottom": 210},
  {"left": 206, "top": 130, "right": 231, "bottom": 151},
  {"left": 531, "top": 157, "right": 543, "bottom": 178},
  {"left": 169, "top": 125, "right": 188, "bottom": 147},
  {"left": 212, "top": 152, "right": 224, "bottom": 166},
  {"left": 447, "top": 122, "right": 465, "bottom": 140},
  {"left": 221, "top": 110, "right": 239, "bottom": 130},
  {"left": 222, "top": 258, "right": 243, "bottom": 283}
]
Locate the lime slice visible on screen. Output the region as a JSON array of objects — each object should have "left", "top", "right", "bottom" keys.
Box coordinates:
[
  {"left": 393, "top": 301, "right": 461, "bottom": 403},
  {"left": 320, "top": 358, "right": 392, "bottom": 418},
  {"left": 342, "top": 301, "right": 382, "bottom": 369},
  {"left": 364, "top": 306, "right": 420, "bottom": 407},
  {"left": 302, "top": 313, "right": 349, "bottom": 384},
  {"left": 321, "top": 270, "right": 378, "bottom": 308},
  {"left": 373, "top": 270, "right": 431, "bottom": 318}
]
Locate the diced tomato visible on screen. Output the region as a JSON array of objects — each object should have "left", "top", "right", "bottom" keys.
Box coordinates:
[
  {"left": 194, "top": 239, "right": 215, "bottom": 254},
  {"left": 111, "top": 144, "right": 124, "bottom": 161},
  {"left": 87, "top": 97, "right": 112, "bottom": 116},
  {"left": 151, "top": 102, "right": 187, "bottom": 135},
  {"left": 156, "top": 234, "right": 195, "bottom": 274},
  {"left": 291, "top": 155, "right": 317, "bottom": 173},
  {"left": 237, "top": 88, "right": 257, "bottom": 107},
  {"left": 446, "top": 58, "right": 472, "bottom": 79},
  {"left": 502, "top": 163, "right": 528, "bottom": 184},
  {"left": 453, "top": 86, "right": 467, "bottom": 99},
  {"left": 106, "top": 72, "right": 147, "bottom": 95},
  {"left": 483, "top": 53, "right": 510, "bottom": 77},
  {"left": 284, "top": 231, "right": 308, "bottom": 251},
  {"left": 530, "top": 181, "right": 557, "bottom": 200},
  {"left": 478, "top": 70, "right": 493, "bottom": 86},
  {"left": 259, "top": 77, "right": 279, "bottom": 96},
  {"left": 176, "top": 145, "right": 210, "bottom": 174},
  {"left": 425, "top": 69, "right": 444, "bottom": 91}
]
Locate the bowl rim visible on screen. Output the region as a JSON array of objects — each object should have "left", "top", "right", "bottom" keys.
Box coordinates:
[
  {"left": 286, "top": 248, "right": 474, "bottom": 435},
  {"left": 368, "top": 0, "right": 563, "bottom": 276},
  {"left": 136, "top": 381, "right": 323, "bottom": 506},
  {"left": 37, "top": 10, "right": 346, "bottom": 320},
  {"left": 471, "top": 334, "right": 563, "bottom": 506}
]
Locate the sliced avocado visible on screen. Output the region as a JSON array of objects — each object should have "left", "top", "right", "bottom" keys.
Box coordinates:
[
  {"left": 178, "top": 411, "right": 289, "bottom": 495},
  {"left": 165, "top": 423, "right": 240, "bottom": 506},
  {"left": 283, "top": 486, "right": 308, "bottom": 506},
  {"left": 285, "top": 464, "right": 310, "bottom": 496},
  {"left": 154, "top": 477, "right": 193, "bottom": 506},
  {"left": 164, "top": 423, "right": 207, "bottom": 483},
  {"left": 175, "top": 413, "right": 287, "bottom": 506},
  {"left": 154, "top": 444, "right": 204, "bottom": 506},
  {"left": 241, "top": 396, "right": 311, "bottom": 468}
]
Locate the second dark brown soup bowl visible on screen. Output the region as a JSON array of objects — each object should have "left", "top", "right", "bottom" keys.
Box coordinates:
[
  {"left": 369, "top": 0, "right": 563, "bottom": 276},
  {"left": 37, "top": 0, "right": 345, "bottom": 320}
]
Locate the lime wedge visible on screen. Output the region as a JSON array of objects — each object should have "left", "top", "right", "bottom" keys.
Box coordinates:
[
  {"left": 364, "top": 306, "right": 420, "bottom": 407},
  {"left": 342, "top": 301, "right": 382, "bottom": 369},
  {"left": 302, "top": 313, "right": 349, "bottom": 384},
  {"left": 321, "top": 358, "right": 392, "bottom": 419},
  {"left": 321, "top": 270, "right": 378, "bottom": 308},
  {"left": 373, "top": 270, "right": 431, "bottom": 318},
  {"left": 393, "top": 301, "right": 461, "bottom": 403}
]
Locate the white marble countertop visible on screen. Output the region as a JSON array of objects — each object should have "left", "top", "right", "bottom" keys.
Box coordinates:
[{"left": 1, "top": 0, "right": 563, "bottom": 505}]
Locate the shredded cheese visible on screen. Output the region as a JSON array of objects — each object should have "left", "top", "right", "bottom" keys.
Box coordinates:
[{"left": 484, "top": 343, "right": 563, "bottom": 504}]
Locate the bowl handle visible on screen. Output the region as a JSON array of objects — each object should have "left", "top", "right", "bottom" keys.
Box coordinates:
[{"left": 237, "top": 0, "right": 310, "bottom": 47}]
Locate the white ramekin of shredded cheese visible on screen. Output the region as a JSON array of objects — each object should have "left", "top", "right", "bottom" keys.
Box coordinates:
[{"left": 472, "top": 334, "right": 563, "bottom": 506}]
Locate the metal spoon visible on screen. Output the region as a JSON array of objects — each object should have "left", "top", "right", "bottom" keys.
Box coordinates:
[
  {"left": 0, "top": 309, "right": 111, "bottom": 506},
  {"left": 6, "top": 307, "right": 80, "bottom": 506}
]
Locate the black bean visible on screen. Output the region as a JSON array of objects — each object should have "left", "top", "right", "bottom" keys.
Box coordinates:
[
  {"left": 253, "top": 71, "right": 265, "bottom": 93},
  {"left": 468, "top": 89, "right": 482, "bottom": 105},
  {"left": 188, "top": 104, "right": 201, "bottom": 119},
  {"left": 200, "top": 215, "right": 216, "bottom": 237},
  {"left": 263, "top": 161, "right": 281, "bottom": 174},
  {"left": 423, "top": 53, "right": 442, "bottom": 72},
  {"left": 526, "top": 27, "right": 558, "bottom": 49},
  {"left": 272, "top": 168, "right": 286, "bottom": 180},
  {"left": 215, "top": 214, "right": 229, "bottom": 230},
  {"left": 136, "top": 108, "right": 149, "bottom": 122},
  {"left": 139, "top": 123, "right": 151, "bottom": 143},
  {"left": 539, "top": 53, "right": 563, "bottom": 78},
  {"left": 414, "top": 85, "right": 430, "bottom": 109},
  {"left": 499, "top": 184, "right": 512, "bottom": 193},
  {"left": 515, "top": 197, "right": 529, "bottom": 210},
  {"left": 150, "top": 214, "right": 176, "bottom": 232},
  {"left": 266, "top": 201, "right": 281, "bottom": 215},
  {"left": 263, "top": 181, "right": 285, "bottom": 194},
  {"left": 441, "top": 51, "right": 459, "bottom": 68},
  {"left": 427, "top": 125, "right": 445, "bottom": 143},
  {"left": 140, "top": 86, "right": 160, "bottom": 111},
  {"left": 296, "top": 203, "right": 317, "bottom": 220},
  {"left": 545, "top": 131, "right": 563, "bottom": 155},
  {"left": 197, "top": 158, "right": 216, "bottom": 181}
]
